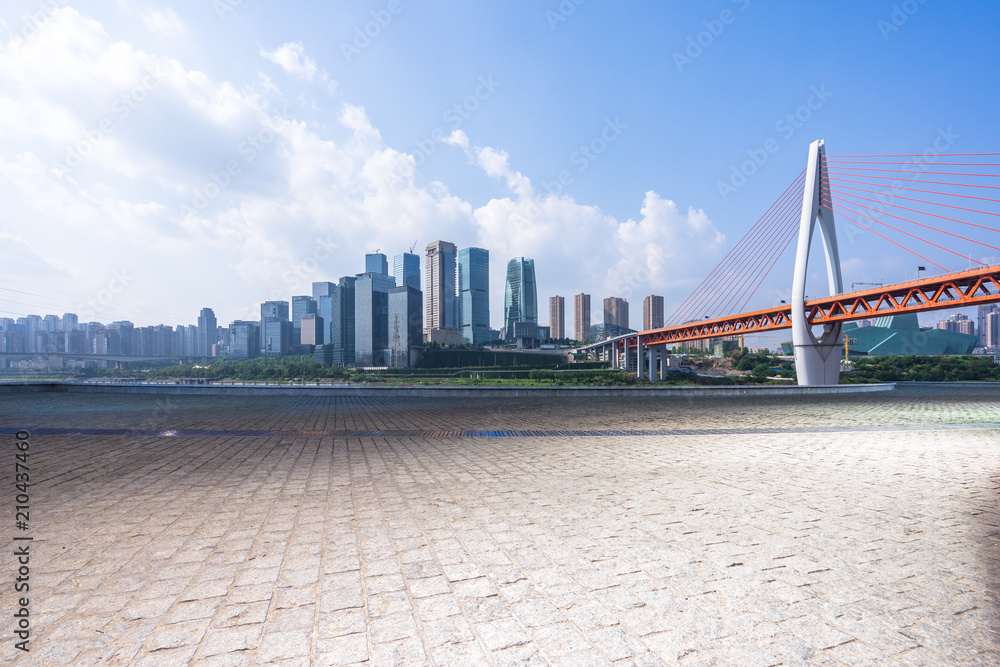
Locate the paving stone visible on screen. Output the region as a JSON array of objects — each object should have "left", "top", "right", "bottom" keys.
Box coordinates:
[{"left": 6, "top": 388, "right": 1000, "bottom": 665}]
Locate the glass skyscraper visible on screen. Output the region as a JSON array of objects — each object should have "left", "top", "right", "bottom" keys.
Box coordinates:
[
  {"left": 365, "top": 252, "right": 389, "bottom": 275},
  {"left": 425, "top": 240, "right": 457, "bottom": 333},
  {"left": 504, "top": 257, "right": 537, "bottom": 342},
  {"left": 355, "top": 272, "right": 396, "bottom": 367},
  {"left": 260, "top": 300, "right": 290, "bottom": 356},
  {"left": 394, "top": 252, "right": 421, "bottom": 290},
  {"left": 330, "top": 277, "right": 356, "bottom": 366},
  {"left": 229, "top": 321, "right": 260, "bottom": 358},
  {"left": 389, "top": 285, "right": 422, "bottom": 367},
  {"left": 458, "top": 247, "right": 490, "bottom": 344}
]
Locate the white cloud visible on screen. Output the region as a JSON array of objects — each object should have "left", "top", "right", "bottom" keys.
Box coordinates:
[
  {"left": 260, "top": 41, "right": 318, "bottom": 81},
  {"left": 143, "top": 8, "right": 184, "bottom": 37}
]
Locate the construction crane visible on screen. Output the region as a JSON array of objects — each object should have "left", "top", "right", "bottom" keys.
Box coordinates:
[{"left": 409, "top": 241, "right": 417, "bottom": 254}]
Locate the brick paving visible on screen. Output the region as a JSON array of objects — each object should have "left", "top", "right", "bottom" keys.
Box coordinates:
[{"left": 2, "top": 385, "right": 999, "bottom": 665}]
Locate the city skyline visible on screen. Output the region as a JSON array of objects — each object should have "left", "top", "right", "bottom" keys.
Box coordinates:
[{"left": 4, "top": 3, "right": 999, "bottom": 339}]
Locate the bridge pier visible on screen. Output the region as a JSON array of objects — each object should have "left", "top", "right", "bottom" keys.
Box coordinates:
[{"left": 792, "top": 139, "right": 844, "bottom": 386}]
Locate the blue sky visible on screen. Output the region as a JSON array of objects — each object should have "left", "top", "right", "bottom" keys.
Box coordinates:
[{"left": 2, "top": 0, "right": 999, "bottom": 338}]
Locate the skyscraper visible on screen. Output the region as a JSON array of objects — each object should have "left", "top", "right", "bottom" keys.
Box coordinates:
[
  {"left": 978, "top": 305, "right": 1000, "bottom": 348},
  {"left": 366, "top": 252, "right": 389, "bottom": 275},
  {"left": 549, "top": 296, "right": 565, "bottom": 340},
  {"left": 330, "top": 277, "right": 356, "bottom": 365},
  {"left": 229, "top": 321, "right": 260, "bottom": 358},
  {"left": 291, "top": 295, "right": 317, "bottom": 346},
  {"left": 394, "top": 252, "right": 421, "bottom": 290},
  {"left": 260, "top": 301, "right": 291, "bottom": 356},
  {"left": 355, "top": 272, "right": 396, "bottom": 367},
  {"left": 574, "top": 293, "right": 591, "bottom": 341},
  {"left": 389, "top": 285, "right": 422, "bottom": 367},
  {"left": 458, "top": 247, "right": 490, "bottom": 344},
  {"left": 986, "top": 311, "right": 1000, "bottom": 349},
  {"left": 312, "top": 281, "right": 336, "bottom": 300},
  {"left": 504, "top": 257, "right": 537, "bottom": 342},
  {"left": 425, "top": 240, "right": 457, "bottom": 337},
  {"left": 197, "top": 307, "right": 217, "bottom": 357},
  {"left": 604, "top": 297, "right": 629, "bottom": 329},
  {"left": 643, "top": 295, "right": 664, "bottom": 330}
]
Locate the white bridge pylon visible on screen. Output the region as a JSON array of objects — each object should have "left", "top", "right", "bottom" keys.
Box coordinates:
[{"left": 791, "top": 139, "right": 844, "bottom": 386}]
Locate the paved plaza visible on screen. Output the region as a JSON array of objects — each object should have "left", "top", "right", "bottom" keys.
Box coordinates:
[{"left": 2, "top": 385, "right": 999, "bottom": 665}]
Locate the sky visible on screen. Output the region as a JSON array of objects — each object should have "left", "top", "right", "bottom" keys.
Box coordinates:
[{"left": 3, "top": 0, "right": 1000, "bottom": 340}]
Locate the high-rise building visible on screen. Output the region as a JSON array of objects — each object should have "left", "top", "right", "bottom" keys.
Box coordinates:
[
  {"left": 394, "top": 252, "right": 421, "bottom": 290},
  {"left": 936, "top": 313, "right": 975, "bottom": 337},
  {"left": 366, "top": 252, "right": 389, "bottom": 275},
  {"left": 604, "top": 297, "right": 629, "bottom": 329},
  {"left": 504, "top": 257, "right": 537, "bottom": 342},
  {"left": 229, "top": 321, "right": 260, "bottom": 358},
  {"left": 42, "top": 314, "right": 60, "bottom": 332},
  {"left": 425, "top": 241, "right": 457, "bottom": 336},
  {"left": 61, "top": 313, "right": 78, "bottom": 331},
  {"left": 312, "top": 281, "right": 336, "bottom": 300},
  {"left": 978, "top": 305, "right": 1000, "bottom": 348},
  {"left": 260, "top": 301, "right": 290, "bottom": 356},
  {"left": 355, "top": 272, "right": 396, "bottom": 367},
  {"left": 986, "top": 311, "right": 1000, "bottom": 349},
  {"left": 458, "top": 247, "right": 490, "bottom": 344},
  {"left": 330, "top": 277, "right": 357, "bottom": 365},
  {"left": 300, "top": 315, "right": 323, "bottom": 346},
  {"left": 291, "top": 295, "right": 317, "bottom": 346},
  {"left": 197, "top": 307, "right": 217, "bottom": 357},
  {"left": 643, "top": 295, "right": 664, "bottom": 331},
  {"left": 549, "top": 296, "right": 565, "bottom": 340},
  {"left": 389, "top": 285, "right": 422, "bottom": 368},
  {"left": 574, "top": 293, "right": 591, "bottom": 341}
]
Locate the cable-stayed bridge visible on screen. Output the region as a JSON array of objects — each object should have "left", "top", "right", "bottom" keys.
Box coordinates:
[{"left": 580, "top": 140, "right": 1000, "bottom": 385}]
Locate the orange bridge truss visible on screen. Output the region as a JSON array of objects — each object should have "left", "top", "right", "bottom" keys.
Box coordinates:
[{"left": 622, "top": 264, "right": 1000, "bottom": 349}]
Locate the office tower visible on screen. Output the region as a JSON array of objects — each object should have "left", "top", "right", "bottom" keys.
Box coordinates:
[
  {"left": 366, "top": 252, "right": 389, "bottom": 275},
  {"left": 291, "top": 295, "right": 317, "bottom": 346},
  {"left": 229, "top": 321, "right": 260, "bottom": 358},
  {"left": 312, "top": 281, "right": 336, "bottom": 300},
  {"left": 504, "top": 257, "right": 537, "bottom": 342},
  {"left": 389, "top": 285, "right": 423, "bottom": 367},
  {"left": 355, "top": 272, "right": 396, "bottom": 367},
  {"left": 604, "top": 297, "right": 629, "bottom": 329},
  {"left": 978, "top": 305, "right": 1000, "bottom": 347},
  {"left": 394, "top": 252, "right": 421, "bottom": 290},
  {"left": 317, "top": 294, "right": 333, "bottom": 346},
  {"left": 260, "top": 301, "right": 291, "bottom": 356},
  {"left": 330, "top": 277, "right": 357, "bottom": 365},
  {"left": 425, "top": 241, "right": 457, "bottom": 336},
  {"left": 986, "top": 311, "right": 1000, "bottom": 348},
  {"left": 300, "top": 315, "right": 323, "bottom": 346},
  {"left": 458, "top": 247, "right": 490, "bottom": 344},
  {"left": 643, "top": 295, "right": 664, "bottom": 330},
  {"left": 549, "top": 296, "right": 565, "bottom": 340},
  {"left": 197, "top": 307, "right": 217, "bottom": 357},
  {"left": 574, "top": 294, "right": 591, "bottom": 341}
]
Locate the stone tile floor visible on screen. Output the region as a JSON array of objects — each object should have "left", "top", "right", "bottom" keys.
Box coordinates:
[{"left": 2, "top": 385, "right": 999, "bottom": 665}]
